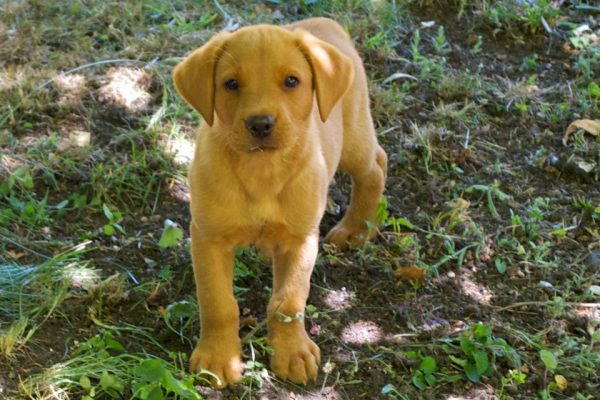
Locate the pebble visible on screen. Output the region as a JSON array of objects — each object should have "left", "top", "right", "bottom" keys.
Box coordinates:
[
  {"left": 538, "top": 280, "right": 553, "bottom": 289},
  {"left": 585, "top": 251, "right": 600, "bottom": 267}
]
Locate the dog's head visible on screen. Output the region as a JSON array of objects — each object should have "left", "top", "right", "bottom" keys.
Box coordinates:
[{"left": 172, "top": 25, "right": 354, "bottom": 153}]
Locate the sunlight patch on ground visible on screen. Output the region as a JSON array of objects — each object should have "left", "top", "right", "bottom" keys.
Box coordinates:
[
  {"left": 457, "top": 271, "right": 493, "bottom": 305},
  {"left": 341, "top": 320, "right": 383, "bottom": 345},
  {"left": 164, "top": 137, "right": 195, "bottom": 165},
  {"left": 295, "top": 386, "right": 341, "bottom": 399},
  {"left": 323, "top": 287, "right": 354, "bottom": 311},
  {"left": 65, "top": 263, "right": 100, "bottom": 290},
  {"left": 56, "top": 117, "right": 92, "bottom": 152},
  {"left": 0, "top": 65, "right": 31, "bottom": 91},
  {"left": 98, "top": 67, "right": 152, "bottom": 113},
  {"left": 0, "top": 155, "right": 24, "bottom": 174},
  {"left": 53, "top": 73, "right": 87, "bottom": 106},
  {"left": 57, "top": 129, "right": 91, "bottom": 151},
  {"left": 574, "top": 307, "right": 600, "bottom": 325},
  {"left": 446, "top": 386, "right": 497, "bottom": 400}
]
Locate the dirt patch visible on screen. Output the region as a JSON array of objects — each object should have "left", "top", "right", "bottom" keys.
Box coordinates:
[{"left": 1, "top": 1, "right": 599, "bottom": 399}]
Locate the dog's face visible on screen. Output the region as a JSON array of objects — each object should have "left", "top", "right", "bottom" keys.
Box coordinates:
[
  {"left": 173, "top": 25, "right": 354, "bottom": 154},
  {"left": 212, "top": 27, "right": 314, "bottom": 152}
]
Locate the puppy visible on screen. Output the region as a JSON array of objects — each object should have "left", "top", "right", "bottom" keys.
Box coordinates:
[{"left": 172, "top": 17, "right": 387, "bottom": 387}]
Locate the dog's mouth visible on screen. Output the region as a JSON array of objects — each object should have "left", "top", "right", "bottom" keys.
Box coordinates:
[{"left": 248, "top": 144, "right": 278, "bottom": 152}]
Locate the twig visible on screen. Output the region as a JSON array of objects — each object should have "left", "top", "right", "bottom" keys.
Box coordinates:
[
  {"left": 0, "top": 231, "right": 50, "bottom": 260},
  {"left": 39, "top": 59, "right": 146, "bottom": 89},
  {"left": 491, "top": 300, "right": 599, "bottom": 312},
  {"left": 212, "top": 0, "right": 241, "bottom": 31},
  {"left": 212, "top": 0, "right": 232, "bottom": 23}
]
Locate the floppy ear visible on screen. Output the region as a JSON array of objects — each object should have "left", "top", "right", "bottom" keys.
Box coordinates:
[
  {"left": 172, "top": 33, "right": 230, "bottom": 126},
  {"left": 296, "top": 30, "right": 355, "bottom": 122}
]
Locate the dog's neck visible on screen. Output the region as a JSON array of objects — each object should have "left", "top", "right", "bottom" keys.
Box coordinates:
[{"left": 226, "top": 129, "right": 315, "bottom": 201}]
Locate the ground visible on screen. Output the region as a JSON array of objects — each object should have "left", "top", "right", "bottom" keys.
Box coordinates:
[{"left": 0, "top": 1, "right": 599, "bottom": 399}]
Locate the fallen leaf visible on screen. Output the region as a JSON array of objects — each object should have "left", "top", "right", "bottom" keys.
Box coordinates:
[
  {"left": 554, "top": 374, "right": 567, "bottom": 391},
  {"left": 6, "top": 250, "right": 25, "bottom": 260},
  {"left": 158, "top": 219, "right": 183, "bottom": 248},
  {"left": 395, "top": 266, "right": 425, "bottom": 285},
  {"left": 575, "top": 159, "right": 596, "bottom": 173},
  {"left": 563, "top": 119, "right": 600, "bottom": 146},
  {"left": 241, "top": 316, "right": 257, "bottom": 328}
]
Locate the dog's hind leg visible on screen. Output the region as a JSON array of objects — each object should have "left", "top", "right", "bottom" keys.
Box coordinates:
[{"left": 325, "top": 141, "right": 387, "bottom": 249}]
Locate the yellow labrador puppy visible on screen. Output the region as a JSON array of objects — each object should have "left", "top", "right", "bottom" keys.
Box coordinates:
[{"left": 172, "top": 17, "right": 387, "bottom": 387}]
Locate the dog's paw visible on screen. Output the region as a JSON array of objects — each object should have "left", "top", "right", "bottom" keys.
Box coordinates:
[
  {"left": 190, "top": 337, "right": 242, "bottom": 388},
  {"left": 324, "top": 223, "right": 371, "bottom": 250},
  {"left": 269, "top": 329, "right": 320, "bottom": 384}
]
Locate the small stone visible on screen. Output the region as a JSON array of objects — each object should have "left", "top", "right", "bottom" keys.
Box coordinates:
[
  {"left": 271, "top": 9, "right": 284, "bottom": 20},
  {"left": 538, "top": 280, "right": 553, "bottom": 289},
  {"left": 587, "top": 285, "right": 600, "bottom": 296},
  {"left": 548, "top": 154, "right": 560, "bottom": 166},
  {"left": 585, "top": 251, "right": 600, "bottom": 267}
]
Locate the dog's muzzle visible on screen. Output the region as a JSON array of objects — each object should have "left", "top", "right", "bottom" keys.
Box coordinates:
[{"left": 245, "top": 115, "right": 276, "bottom": 139}]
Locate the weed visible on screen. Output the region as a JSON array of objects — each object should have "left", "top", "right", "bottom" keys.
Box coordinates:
[
  {"left": 499, "top": 369, "right": 527, "bottom": 399},
  {"left": 22, "top": 330, "right": 205, "bottom": 400},
  {"left": 240, "top": 341, "right": 271, "bottom": 392},
  {"left": 101, "top": 203, "right": 126, "bottom": 236},
  {"left": 432, "top": 26, "right": 449, "bottom": 55},
  {"left": 232, "top": 247, "right": 267, "bottom": 300},
  {"left": 445, "top": 323, "right": 521, "bottom": 384},
  {"left": 2, "top": 0, "right": 600, "bottom": 398},
  {"left": 478, "top": 0, "right": 560, "bottom": 35},
  {"left": 464, "top": 181, "right": 512, "bottom": 220},
  {"left": 409, "top": 29, "right": 446, "bottom": 84},
  {"left": 406, "top": 352, "right": 438, "bottom": 389},
  {"left": 438, "top": 71, "right": 484, "bottom": 100},
  {"left": 162, "top": 300, "right": 197, "bottom": 346},
  {"left": 470, "top": 35, "right": 483, "bottom": 54},
  {"left": 520, "top": 55, "right": 539, "bottom": 72},
  {"left": 0, "top": 258, "right": 75, "bottom": 357}
]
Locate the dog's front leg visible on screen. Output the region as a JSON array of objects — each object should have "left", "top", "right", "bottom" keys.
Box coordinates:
[
  {"left": 189, "top": 225, "right": 242, "bottom": 387},
  {"left": 267, "top": 232, "right": 321, "bottom": 384}
]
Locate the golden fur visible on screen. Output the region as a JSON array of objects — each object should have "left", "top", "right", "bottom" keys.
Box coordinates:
[{"left": 172, "top": 17, "right": 387, "bottom": 387}]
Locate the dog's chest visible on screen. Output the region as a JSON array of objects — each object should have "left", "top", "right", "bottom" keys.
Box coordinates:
[
  {"left": 238, "top": 166, "right": 288, "bottom": 201},
  {"left": 246, "top": 195, "right": 284, "bottom": 224}
]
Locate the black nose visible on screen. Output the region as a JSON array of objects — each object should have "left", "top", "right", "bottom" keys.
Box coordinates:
[{"left": 245, "top": 115, "right": 276, "bottom": 138}]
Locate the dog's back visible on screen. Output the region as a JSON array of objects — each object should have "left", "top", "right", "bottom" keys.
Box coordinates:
[{"left": 288, "top": 18, "right": 383, "bottom": 188}]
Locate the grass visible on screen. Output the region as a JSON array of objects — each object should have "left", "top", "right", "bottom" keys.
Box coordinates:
[
  {"left": 0, "top": 257, "right": 75, "bottom": 358},
  {"left": 1, "top": 0, "right": 599, "bottom": 399},
  {"left": 21, "top": 329, "right": 206, "bottom": 400}
]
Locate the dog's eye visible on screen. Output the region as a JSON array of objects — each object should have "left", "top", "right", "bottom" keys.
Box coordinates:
[
  {"left": 284, "top": 76, "right": 300, "bottom": 89},
  {"left": 224, "top": 79, "right": 239, "bottom": 91}
]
